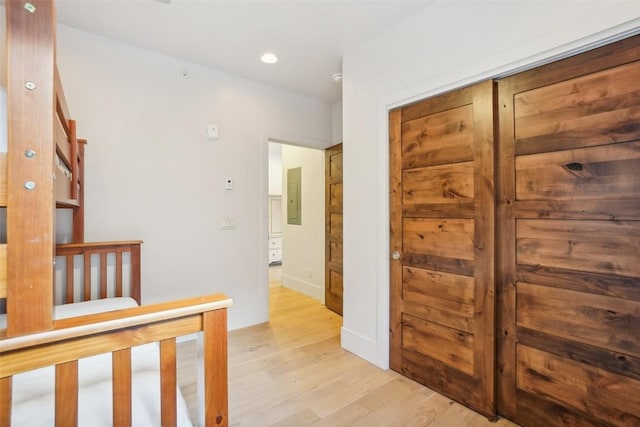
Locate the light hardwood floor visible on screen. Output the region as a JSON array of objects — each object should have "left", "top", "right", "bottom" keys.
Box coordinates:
[{"left": 177, "top": 270, "right": 519, "bottom": 427}]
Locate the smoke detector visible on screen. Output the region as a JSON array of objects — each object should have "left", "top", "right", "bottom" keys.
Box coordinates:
[{"left": 332, "top": 73, "right": 343, "bottom": 84}]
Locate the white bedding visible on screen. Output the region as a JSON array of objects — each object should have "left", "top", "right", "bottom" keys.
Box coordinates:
[{"left": 6, "top": 297, "right": 194, "bottom": 427}]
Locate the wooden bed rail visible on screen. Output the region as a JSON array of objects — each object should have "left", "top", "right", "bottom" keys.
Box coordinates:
[
  {"left": 0, "top": 293, "right": 233, "bottom": 427},
  {"left": 56, "top": 240, "right": 143, "bottom": 305}
]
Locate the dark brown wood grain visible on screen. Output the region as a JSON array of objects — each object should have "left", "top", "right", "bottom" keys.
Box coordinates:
[
  {"left": 518, "top": 326, "right": 640, "bottom": 382},
  {"left": 390, "top": 81, "right": 496, "bottom": 418},
  {"left": 517, "top": 281, "right": 640, "bottom": 355},
  {"left": 389, "top": 108, "right": 404, "bottom": 371},
  {"left": 498, "top": 34, "right": 640, "bottom": 427},
  {"left": 325, "top": 143, "right": 343, "bottom": 315},
  {"left": 401, "top": 105, "right": 474, "bottom": 169},
  {"left": 517, "top": 345, "right": 640, "bottom": 426},
  {"left": 403, "top": 162, "right": 474, "bottom": 205}
]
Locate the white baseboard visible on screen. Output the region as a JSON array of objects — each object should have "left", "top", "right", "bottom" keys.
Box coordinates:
[
  {"left": 281, "top": 273, "right": 323, "bottom": 302},
  {"left": 341, "top": 326, "right": 384, "bottom": 368}
]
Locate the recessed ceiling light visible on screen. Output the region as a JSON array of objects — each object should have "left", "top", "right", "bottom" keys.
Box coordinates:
[{"left": 261, "top": 52, "right": 278, "bottom": 64}]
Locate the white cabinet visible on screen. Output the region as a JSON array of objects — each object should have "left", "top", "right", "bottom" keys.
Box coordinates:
[
  {"left": 268, "top": 236, "right": 282, "bottom": 264},
  {"left": 268, "top": 196, "right": 283, "bottom": 264}
]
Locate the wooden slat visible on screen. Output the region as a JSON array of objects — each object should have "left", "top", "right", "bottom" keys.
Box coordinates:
[
  {"left": 100, "top": 252, "right": 107, "bottom": 299},
  {"left": 401, "top": 105, "right": 474, "bottom": 169},
  {"left": 72, "top": 140, "right": 85, "bottom": 242},
  {"left": 0, "top": 245, "right": 6, "bottom": 298},
  {"left": 6, "top": 0, "right": 56, "bottom": 336},
  {"left": 516, "top": 345, "right": 640, "bottom": 426},
  {"left": 0, "top": 376, "right": 11, "bottom": 427},
  {"left": 402, "top": 313, "right": 474, "bottom": 375},
  {"left": 83, "top": 252, "right": 91, "bottom": 302},
  {"left": 116, "top": 251, "right": 123, "bottom": 297},
  {"left": 517, "top": 219, "right": 640, "bottom": 277},
  {"left": 113, "top": 348, "right": 132, "bottom": 427},
  {"left": 65, "top": 254, "right": 73, "bottom": 304},
  {"left": 514, "top": 389, "right": 608, "bottom": 427},
  {"left": 517, "top": 282, "right": 640, "bottom": 355},
  {"left": 55, "top": 360, "right": 78, "bottom": 427},
  {"left": 203, "top": 309, "right": 229, "bottom": 427},
  {"left": 403, "top": 218, "right": 474, "bottom": 261},
  {"left": 515, "top": 141, "right": 640, "bottom": 201},
  {"left": 54, "top": 115, "right": 69, "bottom": 165},
  {"left": 403, "top": 161, "right": 474, "bottom": 205},
  {"left": 54, "top": 66, "right": 71, "bottom": 132},
  {"left": 160, "top": 338, "right": 178, "bottom": 427},
  {"left": 0, "top": 153, "right": 7, "bottom": 206},
  {"left": 131, "top": 243, "right": 142, "bottom": 305},
  {"left": 69, "top": 119, "right": 78, "bottom": 200}
]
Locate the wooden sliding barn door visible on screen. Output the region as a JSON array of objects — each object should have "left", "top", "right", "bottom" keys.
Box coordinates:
[
  {"left": 325, "top": 143, "right": 343, "bottom": 315},
  {"left": 390, "top": 81, "right": 496, "bottom": 417},
  {"left": 496, "top": 35, "right": 640, "bottom": 426}
]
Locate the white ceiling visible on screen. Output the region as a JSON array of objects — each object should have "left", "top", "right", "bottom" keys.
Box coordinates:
[{"left": 55, "top": 1, "right": 433, "bottom": 102}]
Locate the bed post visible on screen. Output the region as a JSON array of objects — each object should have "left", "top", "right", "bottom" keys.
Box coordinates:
[{"left": 6, "top": 0, "right": 57, "bottom": 335}]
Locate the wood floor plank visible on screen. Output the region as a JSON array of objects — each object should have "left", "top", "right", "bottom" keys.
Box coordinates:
[{"left": 177, "top": 276, "right": 520, "bottom": 426}]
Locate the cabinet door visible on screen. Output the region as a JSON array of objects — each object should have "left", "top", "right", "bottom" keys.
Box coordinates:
[
  {"left": 389, "top": 80, "right": 496, "bottom": 417},
  {"left": 497, "top": 35, "right": 640, "bottom": 427}
]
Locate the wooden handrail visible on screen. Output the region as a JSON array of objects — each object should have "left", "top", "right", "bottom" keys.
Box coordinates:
[
  {"left": 0, "top": 293, "right": 232, "bottom": 367},
  {"left": 56, "top": 240, "right": 143, "bottom": 252}
]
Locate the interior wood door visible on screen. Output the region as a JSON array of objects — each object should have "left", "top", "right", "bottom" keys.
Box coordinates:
[
  {"left": 325, "top": 143, "right": 343, "bottom": 315},
  {"left": 389, "top": 81, "right": 496, "bottom": 417},
  {"left": 496, "top": 35, "right": 640, "bottom": 427}
]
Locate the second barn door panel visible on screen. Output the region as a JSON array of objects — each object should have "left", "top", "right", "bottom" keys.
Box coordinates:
[
  {"left": 496, "top": 34, "right": 640, "bottom": 427},
  {"left": 389, "top": 80, "right": 496, "bottom": 417}
]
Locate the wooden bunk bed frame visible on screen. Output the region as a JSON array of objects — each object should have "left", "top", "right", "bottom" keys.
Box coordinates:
[{"left": 0, "top": 1, "right": 231, "bottom": 425}]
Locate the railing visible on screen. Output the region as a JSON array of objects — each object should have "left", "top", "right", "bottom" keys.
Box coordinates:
[
  {"left": 0, "top": 294, "right": 232, "bottom": 427},
  {"left": 56, "top": 241, "right": 143, "bottom": 305}
]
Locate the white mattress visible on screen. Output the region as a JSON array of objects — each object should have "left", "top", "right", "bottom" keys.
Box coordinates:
[{"left": 6, "top": 297, "right": 194, "bottom": 427}]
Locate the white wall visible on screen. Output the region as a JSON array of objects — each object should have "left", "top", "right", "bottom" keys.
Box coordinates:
[
  {"left": 268, "top": 142, "right": 283, "bottom": 196},
  {"left": 342, "top": 1, "right": 640, "bottom": 368},
  {"left": 331, "top": 100, "right": 343, "bottom": 145},
  {"left": 281, "top": 144, "right": 325, "bottom": 302},
  {"left": 54, "top": 25, "right": 332, "bottom": 330}
]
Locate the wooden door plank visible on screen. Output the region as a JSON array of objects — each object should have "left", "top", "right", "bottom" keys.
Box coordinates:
[{"left": 389, "top": 108, "right": 403, "bottom": 371}]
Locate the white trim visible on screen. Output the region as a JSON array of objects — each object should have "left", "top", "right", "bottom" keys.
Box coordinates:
[
  {"left": 341, "top": 326, "right": 378, "bottom": 363},
  {"left": 373, "top": 22, "right": 640, "bottom": 370},
  {"left": 281, "top": 273, "right": 323, "bottom": 302}
]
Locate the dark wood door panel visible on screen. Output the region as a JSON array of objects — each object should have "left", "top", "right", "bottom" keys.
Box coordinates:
[
  {"left": 401, "top": 104, "right": 475, "bottom": 169},
  {"left": 325, "top": 143, "right": 343, "bottom": 315},
  {"left": 403, "top": 161, "right": 475, "bottom": 205},
  {"left": 515, "top": 141, "right": 640, "bottom": 201},
  {"left": 391, "top": 80, "right": 496, "bottom": 418},
  {"left": 516, "top": 219, "right": 640, "bottom": 278},
  {"left": 516, "top": 345, "right": 640, "bottom": 427},
  {"left": 516, "top": 282, "right": 640, "bottom": 355},
  {"left": 498, "top": 34, "right": 640, "bottom": 426}
]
